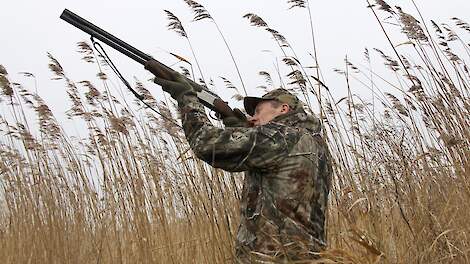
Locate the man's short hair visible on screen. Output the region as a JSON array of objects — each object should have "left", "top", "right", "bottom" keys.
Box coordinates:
[{"left": 268, "top": 99, "right": 287, "bottom": 109}]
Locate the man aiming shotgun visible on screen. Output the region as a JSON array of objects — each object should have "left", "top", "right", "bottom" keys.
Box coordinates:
[
  {"left": 61, "top": 9, "right": 332, "bottom": 263},
  {"left": 155, "top": 75, "right": 332, "bottom": 263}
]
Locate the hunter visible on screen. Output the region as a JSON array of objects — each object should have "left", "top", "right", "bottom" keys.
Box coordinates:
[{"left": 153, "top": 72, "right": 332, "bottom": 263}]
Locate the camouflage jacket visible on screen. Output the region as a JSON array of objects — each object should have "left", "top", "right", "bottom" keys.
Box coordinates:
[{"left": 178, "top": 94, "right": 332, "bottom": 263}]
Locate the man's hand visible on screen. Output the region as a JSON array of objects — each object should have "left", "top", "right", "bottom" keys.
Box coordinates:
[
  {"left": 153, "top": 73, "right": 197, "bottom": 103},
  {"left": 222, "top": 108, "right": 249, "bottom": 127},
  {"left": 145, "top": 60, "right": 200, "bottom": 103}
]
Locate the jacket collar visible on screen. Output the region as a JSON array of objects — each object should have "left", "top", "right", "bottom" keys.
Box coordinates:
[{"left": 270, "top": 109, "right": 321, "bottom": 133}]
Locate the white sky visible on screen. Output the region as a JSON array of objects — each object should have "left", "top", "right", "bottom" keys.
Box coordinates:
[{"left": 1, "top": 0, "right": 469, "bottom": 124}]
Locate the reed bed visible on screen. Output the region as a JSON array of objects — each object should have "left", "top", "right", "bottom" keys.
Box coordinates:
[{"left": 0, "top": 1, "right": 469, "bottom": 263}]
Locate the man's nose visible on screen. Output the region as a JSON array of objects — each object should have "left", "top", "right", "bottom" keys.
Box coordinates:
[
  {"left": 248, "top": 115, "right": 259, "bottom": 122},
  {"left": 247, "top": 116, "right": 257, "bottom": 126}
]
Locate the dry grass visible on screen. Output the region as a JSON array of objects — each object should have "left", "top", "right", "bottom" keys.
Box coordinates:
[{"left": 0, "top": 1, "right": 469, "bottom": 263}]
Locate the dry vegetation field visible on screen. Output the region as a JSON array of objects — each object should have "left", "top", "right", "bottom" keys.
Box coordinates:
[{"left": 0, "top": 1, "right": 469, "bottom": 263}]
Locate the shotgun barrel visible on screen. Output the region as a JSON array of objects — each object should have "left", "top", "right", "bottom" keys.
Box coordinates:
[
  {"left": 60, "top": 9, "right": 238, "bottom": 118},
  {"left": 60, "top": 9, "right": 150, "bottom": 65}
]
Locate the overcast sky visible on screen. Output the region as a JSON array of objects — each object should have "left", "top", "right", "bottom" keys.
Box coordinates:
[{"left": 1, "top": 0, "right": 469, "bottom": 124}]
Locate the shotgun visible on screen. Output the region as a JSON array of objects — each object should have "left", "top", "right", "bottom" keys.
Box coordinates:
[{"left": 60, "top": 9, "right": 237, "bottom": 118}]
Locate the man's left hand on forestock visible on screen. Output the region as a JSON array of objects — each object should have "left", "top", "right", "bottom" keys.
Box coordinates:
[{"left": 153, "top": 73, "right": 200, "bottom": 103}]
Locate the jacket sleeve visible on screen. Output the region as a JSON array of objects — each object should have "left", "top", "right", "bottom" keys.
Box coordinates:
[{"left": 177, "top": 94, "right": 288, "bottom": 172}]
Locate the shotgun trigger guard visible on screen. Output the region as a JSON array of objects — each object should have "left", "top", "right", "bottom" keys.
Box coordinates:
[{"left": 208, "top": 110, "right": 221, "bottom": 121}]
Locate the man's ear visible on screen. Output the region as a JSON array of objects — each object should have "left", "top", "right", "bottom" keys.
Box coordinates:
[{"left": 281, "top": 104, "right": 290, "bottom": 113}]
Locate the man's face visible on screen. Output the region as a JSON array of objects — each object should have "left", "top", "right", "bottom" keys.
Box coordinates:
[{"left": 248, "top": 100, "right": 290, "bottom": 126}]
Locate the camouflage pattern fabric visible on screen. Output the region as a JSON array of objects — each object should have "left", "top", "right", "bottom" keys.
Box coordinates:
[{"left": 177, "top": 93, "right": 333, "bottom": 263}]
